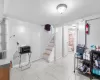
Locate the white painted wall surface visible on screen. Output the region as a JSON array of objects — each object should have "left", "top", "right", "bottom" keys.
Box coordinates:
[
  {"left": 63, "top": 26, "right": 68, "bottom": 56},
  {"left": 87, "top": 18, "right": 100, "bottom": 48},
  {"left": 5, "top": 18, "right": 54, "bottom": 67},
  {"left": 60, "top": 15, "right": 100, "bottom": 59},
  {"left": 55, "top": 27, "right": 62, "bottom": 59},
  {"left": 0, "top": 0, "right": 3, "bottom": 19},
  {"left": 6, "top": 18, "right": 43, "bottom": 66},
  {"left": 77, "top": 21, "right": 86, "bottom": 45}
]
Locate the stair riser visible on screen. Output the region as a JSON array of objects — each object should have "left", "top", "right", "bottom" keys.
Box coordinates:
[
  {"left": 48, "top": 45, "right": 54, "bottom": 47},
  {"left": 47, "top": 46, "right": 53, "bottom": 48},
  {"left": 48, "top": 43, "right": 54, "bottom": 47},
  {"left": 50, "top": 41, "right": 54, "bottom": 43},
  {"left": 50, "top": 39, "right": 54, "bottom": 43},
  {"left": 46, "top": 49, "right": 52, "bottom": 51},
  {"left": 43, "top": 55, "right": 49, "bottom": 61},
  {"left": 46, "top": 47, "right": 53, "bottom": 50},
  {"left": 45, "top": 50, "right": 51, "bottom": 54}
]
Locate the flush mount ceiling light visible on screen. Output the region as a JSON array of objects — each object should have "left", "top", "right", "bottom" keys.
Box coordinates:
[{"left": 56, "top": 4, "right": 67, "bottom": 14}]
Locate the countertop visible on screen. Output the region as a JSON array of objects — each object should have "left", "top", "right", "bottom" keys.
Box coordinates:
[{"left": 0, "top": 59, "right": 10, "bottom": 66}]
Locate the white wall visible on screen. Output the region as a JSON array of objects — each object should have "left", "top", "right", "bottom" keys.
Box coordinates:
[
  {"left": 63, "top": 26, "right": 69, "bottom": 56},
  {"left": 87, "top": 18, "right": 100, "bottom": 48},
  {"left": 0, "top": 0, "right": 3, "bottom": 19},
  {"left": 55, "top": 27, "right": 62, "bottom": 59},
  {"left": 63, "top": 14, "right": 100, "bottom": 50},
  {"left": 56, "top": 23, "right": 83, "bottom": 58},
  {"left": 77, "top": 21, "right": 86, "bottom": 45},
  {"left": 63, "top": 20, "right": 86, "bottom": 54},
  {"left": 6, "top": 18, "right": 43, "bottom": 66},
  {"left": 5, "top": 18, "right": 54, "bottom": 67},
  {"left": 63, "top": 21, "right": 86, "bottom": 56}
]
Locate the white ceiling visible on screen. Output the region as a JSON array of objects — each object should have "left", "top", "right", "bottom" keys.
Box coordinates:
[
  {"left": 1, "top": 0, "right": 100, "bottom": 25},
  {"left": 0, "top": 0, "right": 4, "bottom": 20}
]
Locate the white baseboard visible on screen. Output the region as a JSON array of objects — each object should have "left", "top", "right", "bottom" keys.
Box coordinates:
[
  {"left": 13, "top": 62, "right": 29, "bottom": 68},
  {"left": 12, "top": 58, "right": 42, "bottom": 68}
]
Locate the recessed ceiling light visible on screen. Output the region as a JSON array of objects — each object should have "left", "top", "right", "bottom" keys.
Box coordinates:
[{"left": 56, "top": 4, "right": 67, "bottom": 14}]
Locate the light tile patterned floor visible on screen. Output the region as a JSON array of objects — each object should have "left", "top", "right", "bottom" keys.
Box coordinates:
[{"left": 10, "top": 54, "right": 99, "bottom": 80}]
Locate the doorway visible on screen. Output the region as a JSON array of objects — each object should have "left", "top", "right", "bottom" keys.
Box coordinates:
[
  {"left": 68, "top": 28, "right": 75, "bottom": 52},
  {"left": 63, "top": 25, "right": 78, "bottom": 56}
]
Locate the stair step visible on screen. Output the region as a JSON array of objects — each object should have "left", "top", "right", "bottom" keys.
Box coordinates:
[
  {"left": 43, "top": 53, "right": 49, "bottom": 62},
  {"left": 43, "top": 53, "right": 50, "bottom": 56},
  {"left": 48, "top": 43, "right": 54, "bottom": 46},
  {"left": 48, "top": 45, "right": 54, "bottom": 47},
  {"left": 50, "top": 41, "right": 54, "bottom": 43},
  {"left": 45, "top": 50, "right": 51, "bottom": 54},
  {"left": 46, "top": 48, "right": 52, "bottom": 51},
  {"left": 46, "top": 47, "right": 53, "bottom": 50},
  {"left": 51, "top": 39, "right": 54, "bottom": 41},
  {"left": 52, "top": 38, "right": 54, "bottom": 40}
]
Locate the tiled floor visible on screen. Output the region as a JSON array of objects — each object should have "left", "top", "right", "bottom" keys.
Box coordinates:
[{"left": 10, "top": 54, "right": 99, "bottom": 80}]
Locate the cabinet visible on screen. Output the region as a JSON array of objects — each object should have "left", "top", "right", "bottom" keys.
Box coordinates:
[{"left": 0, "top": 64, "right": 10, "bottom": 80}]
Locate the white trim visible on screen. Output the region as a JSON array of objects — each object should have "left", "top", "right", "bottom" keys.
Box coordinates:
[
  {"left": 12, "top": 58, "right": 42, "bottom": 68},
  {"left": 13, "top": 62, "right": 28, "bottom": 68},
  {"left": 5, "top": 16, "right": 42, "bottom": 26},
  {"left": 83, "top": 14, "right": 100, "bottom": 21},
  {"left": 62, "top": 26, "right": 64, "bottom": 57},
  {"left": 54, "top": 27, "right": 56, "bottom": 61},
  {"left": 63, "top": 14, "right": 100, "bottom": 27}
]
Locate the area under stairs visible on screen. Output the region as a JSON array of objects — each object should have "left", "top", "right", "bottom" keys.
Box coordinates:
[{"left": 43, "top": 36, "right": 55, "bottom": 62}]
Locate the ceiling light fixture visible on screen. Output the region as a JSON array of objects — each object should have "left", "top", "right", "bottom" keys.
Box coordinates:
[{"left": 56, "top": 4, "right": 67, "bottom": 14}]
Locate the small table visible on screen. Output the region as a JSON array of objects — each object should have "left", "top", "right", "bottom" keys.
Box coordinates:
[{"left": 19, "top": 46, "right": 31, "bottom": 71}]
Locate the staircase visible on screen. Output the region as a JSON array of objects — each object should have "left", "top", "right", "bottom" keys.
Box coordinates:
[{"left": 43, "top": 36, "right": 55, "bottom": 62}]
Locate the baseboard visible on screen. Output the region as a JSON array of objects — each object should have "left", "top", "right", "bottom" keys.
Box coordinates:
[
  {"left": 56, "top": 56, "right": 62, "bottom": 60},
  {"left": 12, "top": 62, "right": 29, "bottom": 68},
  {"left": 31, "top": 58, "right": 43, "bottom": 63},
  {"left": 12, "top": 58, "right": 42, "bottom": 68}
]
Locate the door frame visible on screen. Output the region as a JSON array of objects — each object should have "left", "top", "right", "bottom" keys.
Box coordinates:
[{"left": 62, "top": 25, "right": 78, "bottom": 57}]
